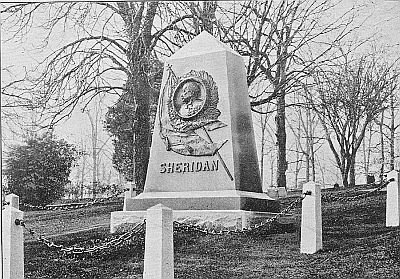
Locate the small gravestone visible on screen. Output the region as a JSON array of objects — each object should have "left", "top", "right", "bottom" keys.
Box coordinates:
[{"left": 111, "top": 31, "right": 279, "bottom": 232}]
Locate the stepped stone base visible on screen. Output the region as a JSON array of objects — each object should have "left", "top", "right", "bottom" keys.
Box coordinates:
[
  {"left": 123, "top": 190, "right": 280, "bottom": 212},
  {"left": 111, "top": 190, "right": 282, "bottom": 233},
  {"left": 111, "top": 209, "right": 292, "bottom": 234}
]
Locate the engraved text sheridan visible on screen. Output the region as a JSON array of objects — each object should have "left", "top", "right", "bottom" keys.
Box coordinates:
[{"left": 160, "top": 160, "right": 219, "bottom": 173}]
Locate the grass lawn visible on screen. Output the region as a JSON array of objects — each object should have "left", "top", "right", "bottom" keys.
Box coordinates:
[
  {"left": 22, "top": 201, "right": 123, "bottom": 241},
  {"left": 22, "top": 190, "right": 400, "bottom": 279}
]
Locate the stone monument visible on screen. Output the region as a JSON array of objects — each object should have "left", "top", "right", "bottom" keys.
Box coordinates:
[{"left": 111, "top": 31, "right": 279, "bottom": 232}]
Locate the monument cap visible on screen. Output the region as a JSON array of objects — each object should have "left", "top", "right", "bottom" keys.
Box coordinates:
[{"left": 169, "top": 31, "right": 239, "bottom": 60}]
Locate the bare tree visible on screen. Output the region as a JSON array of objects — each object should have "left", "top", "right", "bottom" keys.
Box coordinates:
[
  {"left": 0, "top": 1, "right": 365, "bottom": 192},
  {"left": 214, "top": 0, "right": 362, "bottom": 188},
  {"left": 85, "top": 94, "right": 112, "bottom": 198},
  {"left": 1, "top": 2, "right": 200, "bottom": 191},
  {"left": 312, "top": 54, "right": 399, "bottom": 187},
  {"left": 289, "top": 86, "right": 326, "bottom": 180},
  {"left": 253, "top": 104, "right": 275, "bottom": 188},
  {"left": 388, "top": 89, "right": 400, "bottom": 170},
  {"left": 361, "top": 122, "right": 375, "bottom": 181},
  {"left": 373, "top": 80, "right": 399, "bottom": 181}
]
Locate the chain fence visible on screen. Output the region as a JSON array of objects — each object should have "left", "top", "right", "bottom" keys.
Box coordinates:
[
  {"left": 174, "top": 193, "right": 308, "bottom": 236},
  {"left": 10, "top": 177, "right": 396, "bottom": 259},
  {"left": 14, "top": 193, "right": 308, "bottom": 258},
  {"left": 19, "top": 188, "right": 129, "bottom": 211},
  {"left": 15, "top": 218, "right": 146, "bottom": 257},
  {"left": 321, "top": 178, "right": 394, "bottom": 203}
]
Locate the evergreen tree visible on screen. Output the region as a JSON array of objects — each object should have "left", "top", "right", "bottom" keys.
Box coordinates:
[{"left": 5, "top": 133, "right": 77, "bottom": 205}]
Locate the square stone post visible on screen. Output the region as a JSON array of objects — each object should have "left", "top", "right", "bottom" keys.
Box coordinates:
[
  {"left": 143, "top": 204, "right": 174, "bottom": 279},
  {"left": 5, "top": 193, "right": 20, "bottom": 210},
  {"left": 386, "top": 170, "right": 400, "bottom": 227},
  {"left": 2, "top": 194, "right": 24, "bottom": 279},
  {"left": 123, "top": 182, "right": 137, "bottom": 211},
  {"left": 300, "top": 182, "right": 322, "bottom": 254}
]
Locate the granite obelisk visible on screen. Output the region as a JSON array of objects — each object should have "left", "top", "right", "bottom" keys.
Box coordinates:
[{"left": 122, "top": 31, "right": 278, "bottom": 213}]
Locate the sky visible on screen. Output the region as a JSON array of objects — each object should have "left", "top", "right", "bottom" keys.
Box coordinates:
[{"left": 1, "top": 0, "right": 400, "bottom": 189}]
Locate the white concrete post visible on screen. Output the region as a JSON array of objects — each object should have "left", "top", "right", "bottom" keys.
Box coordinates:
[
  {"left": 386, "top": 170, "right": 400, "bottom": 227},
  {"left": 300, "top": 182, "right": 322, "bottom": 254},
  {"left": 123, "top": 182, "right": 137, "bottom": 211},
  {"left": 5, "top": 193, "right": 20, "bottom": 210},
  {"left": 278, "top": 187, "right": 288, "bottom": 198},
  {"left": 2, "top": 194, "right": 24, "bottom": 279},
  {"left": 143, "top": 204, "right": 174, "bottom": 279}
]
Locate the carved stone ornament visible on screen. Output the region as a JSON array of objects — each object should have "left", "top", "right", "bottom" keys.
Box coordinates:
[
  {"left": 167, "top": 70, "right": 223, "bottom": 133},
  {"left": 158, "top": 68, "right": 227, "bottom": 157}
]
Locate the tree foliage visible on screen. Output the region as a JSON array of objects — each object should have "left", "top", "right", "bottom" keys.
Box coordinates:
[
  {"left": 4, "top": 133, "right": 77, "bottom": 205},
  {"left": 105, "top": 91, "right": 136, "bottom": 181}
]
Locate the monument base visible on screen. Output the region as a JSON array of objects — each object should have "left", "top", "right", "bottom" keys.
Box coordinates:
[
  {"left": 123, "top": 190, "right": 280, "bottom": 212},
  {"left": 111, "top": 190, "right": 283, "bottom": 233},
  {"left": 110, "top": 209, "right": 293, "bottom": 234}
]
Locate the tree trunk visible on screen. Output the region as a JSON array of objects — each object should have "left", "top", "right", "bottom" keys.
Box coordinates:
[
  {"left": 260, "top": 114, "right": 265, "bottom": 188},
  {"left": 349, "top": 155, "right": 356, "bottom": 187},
  {"left": 270, "top": 153, "right": 275, "bottom": 187},
  {"left": 134, "top": 76, "right": 151, "bottom": 191},
  {"left": 379, "top": 111, "right": 385, "bottom": 183},
  {"left": 276, "top": 91, "right": 287, "bottom": 188},
  {"left": 305, "top": 108, "right": 310, "bottom": 182},
  {"left": 310, "top": 144, "right": 316, "bottom": 181},
  {"left": 80, "top": 142, "right": 86, "bottom": 198},
  {"left": 294, "top": 116, "right": 301, "bottom": 188},
  {"left": 202, "top": 1, "right": 216, "bottom": 33},
  {"left": 87, "top": 111, "right": 99, "bottom": 198},
  {"left": 308, "top": 109, "right": 316, "bottom": 181},
  {"left": 341, "top": 168, "right": 349, "bottom": 188},
  {"left": 390, "top": 94, "right": 395, "bottom": 171},
  {"left": 121, "top": 1, "right": 158, "bottom": 191},
  {"left": 362, "top": 123, "right": 373, "bottom": 180}
]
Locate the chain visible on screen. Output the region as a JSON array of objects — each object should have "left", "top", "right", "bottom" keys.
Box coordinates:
[
  {"left": 15, "top": 219, "right": 146, "bottom": 256},
  {"left": 322, "top": 178, "right": 394, "bottom": 203},
  {"left": 20, "top": 189, "right": 128, "bottom": 211},
  {"left": 173, "top": 194, "right": 306, "bottom": 235}
]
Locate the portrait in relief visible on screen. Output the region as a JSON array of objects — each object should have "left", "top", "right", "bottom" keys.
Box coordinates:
[
  {"left": 158, "top": 67, "right": 227, "bottom": 156},
  {"left": 174, "top": 79, "right": 206, "bottom": 119}
]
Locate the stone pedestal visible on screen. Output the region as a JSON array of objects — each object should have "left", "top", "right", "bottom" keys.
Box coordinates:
[
  {"left": 111, "top": 208, "right": 290, "bottom": 234},
  {"left": 300, "top": 182, "right": 322, "bottom": 254},
  {"left": 143, "top": 204, "right": 174, "bottom": 279},
  {"left": 5, "top": 193, "right": 20, "bottom": 209},
  {"left": 123, "top": 182, "right": 137, "bottom": 211},
  {"left": 2, "top": 194, "right": 24, "bottom": 279},
  {"left": 386, "top": 170, "right": 400, "bottom": 227},
  {"left": 124, "top": 190, "right": 278, "bottom": 212}
]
